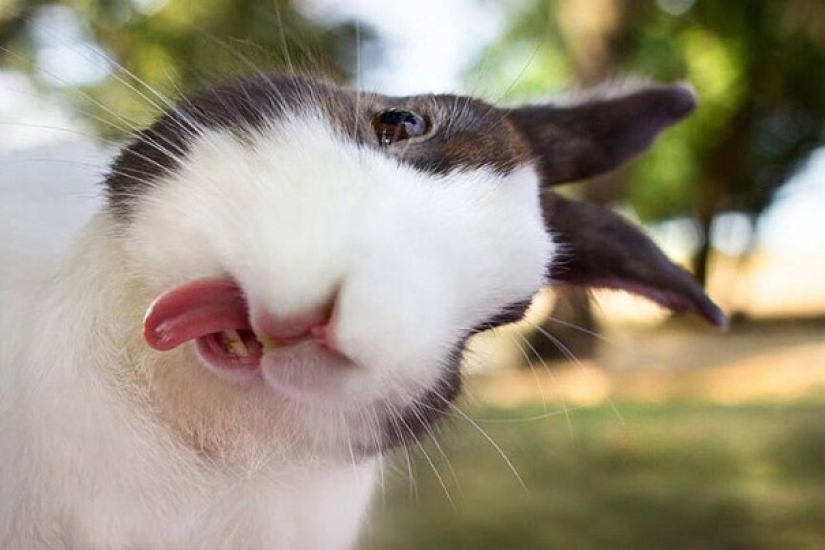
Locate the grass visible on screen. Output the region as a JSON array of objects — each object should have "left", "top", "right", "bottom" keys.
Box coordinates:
[{"left": 360, "top": 402, "right": 825, "bottom": 549}]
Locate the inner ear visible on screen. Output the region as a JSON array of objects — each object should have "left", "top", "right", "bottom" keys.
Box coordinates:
[{"left": 505, "top": 83, "right": 696, "bottom": 185}]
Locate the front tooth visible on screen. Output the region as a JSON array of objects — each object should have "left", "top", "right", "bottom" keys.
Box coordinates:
[
  {"left": 221, "top": 330, "right": 249, "bottom": 357},
  {"left": 257, "top": 334, "right": 280, "bottom": 352}
]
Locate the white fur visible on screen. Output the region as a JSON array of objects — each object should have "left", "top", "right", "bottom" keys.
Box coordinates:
[{"left": 0, "top": 113, "right": 553, "bottom": 548}]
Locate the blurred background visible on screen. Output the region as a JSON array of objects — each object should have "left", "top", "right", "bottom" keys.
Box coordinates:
[{"left": 1, "top": 0, "right": 824, "bottom": 547}]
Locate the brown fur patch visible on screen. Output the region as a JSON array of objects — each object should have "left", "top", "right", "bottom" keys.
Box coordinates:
[{"left": 105, "top": 75, "right": 534, "bottom": 219}]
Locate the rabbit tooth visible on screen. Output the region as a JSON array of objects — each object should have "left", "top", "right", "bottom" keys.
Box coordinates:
[
  {"left": 258, "top": 334, "right": 280, "bottom": 352},
  {"left": 220, "top": 330, "right": 249, "bottom": 357}
]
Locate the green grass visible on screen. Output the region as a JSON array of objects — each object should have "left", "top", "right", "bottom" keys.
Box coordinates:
[{"left": 360, "top": 403, "right": 825, "bottom": 549}]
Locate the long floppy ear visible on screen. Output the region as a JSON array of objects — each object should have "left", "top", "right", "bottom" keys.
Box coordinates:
[
  {"left": 543, "top": 193, "right": 727, "bottom": 328},
  {"left": 505, "top": 83, "right": 696, "bottom": 185}
]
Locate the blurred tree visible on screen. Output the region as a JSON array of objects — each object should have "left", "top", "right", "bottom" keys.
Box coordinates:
[
  {"left": 626, "top": 1, "right": 825, "bottom": 286},
  {"left": 504, "top": 0, "right": 635, "bottom": 361},
  {"left": 478, "top": 0, "right": 825, "bottom": 284},
  {"left": 3, "top": 0, "right": 823, "bottom": 359},
  {"left": 0, "top": 0, "right": 355, "bottom": 138},
  {"left": 477, "top": 0, "right": 825, "bottom": 362}
]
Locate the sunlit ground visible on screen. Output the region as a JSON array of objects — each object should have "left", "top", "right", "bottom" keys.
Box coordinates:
[
  {"left": 363, "top": 402, "right": 825, "bottom": 549},
  {"left": 362, "top": 328, "right": 825, "bottom": 549}
]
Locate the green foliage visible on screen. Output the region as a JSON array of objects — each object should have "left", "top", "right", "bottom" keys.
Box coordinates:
[
  {"left": 469, "top": 2, "right": 571, "bottom": 100},
  {"left": 473, "top": 0, "right": 825, "bottom": 223},
  {"left": 3, "top": 0, "right": 823, "bottom": 223},
  {"left": 0, "top": 0, "right": 350, "bottom": 138}
]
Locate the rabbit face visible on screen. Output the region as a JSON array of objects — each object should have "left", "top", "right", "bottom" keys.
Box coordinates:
[
  {"left": 105, "top": 74, "right": 721, "bottom": 457},
  {"left": 115, "top": 76, "right": 553, "bottom": 453}
]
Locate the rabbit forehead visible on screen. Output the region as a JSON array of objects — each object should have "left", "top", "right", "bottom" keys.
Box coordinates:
[{"left": 105, "top": 74, "right": 532, "bottom": 219}]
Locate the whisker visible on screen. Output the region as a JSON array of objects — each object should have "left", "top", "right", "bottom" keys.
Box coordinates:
[
  {"left": 272, "top": 1, "right": 296, "bottom": 75},
  {"left": 255, "top": 7, "right": 330, "bottom": 78},
  {"left": 510, "top": 327, "right": 574, "bottom": 441},
  {"left": 390, "top": 413, "right": 419, "bottom": 503},
  {"left": 412, "top": 433, "right": 456, "bottom": 509},
  {"left": 353, "top": 19, "right": 362, "bottom": 139},
  {"left": 431, "top": 394, "right": 526, "bottom": 491},
  {"left": 0, "top": 80, "right": 141, "bottom": 138},
  {"left": 407, "top": 399, "right": 463, "bottom": 499},
  {"left": 0, "top": 121, "right": 117, "bottom": 146},
  {"left": 523, "top": 318, "right": 626, "bottom": 426},
  {"left": 471, "top": 407, "right": 585, "bottom": 423},
  {"left": 338, "top": 411, "right": 361, "bottom": 485},
  {"left": 537, "top": 313, "right": 614, "bottom": 343},
  {"left": 384, "top": 398, "right": 457, "bottom": 507},
  {"left": 0, "top": 68, "right": 211, "bottom": 190},
  {"left": 40, "top": 29, "right": 172, "bottom": 115},
  {"left": 494, "top": 42, "right": 543, "bottom": 104},
  {"left": 366, "top": 406, "right": 387, "bottom": 503},
  {"left": 193, "top": 31, "right": 268, "bottom": 79},
  {"left": 14, "top": 29, "right": 236, "bottom": 172},
  {"left": 498, "top": 324, "right": 553, "bottom": 415}
]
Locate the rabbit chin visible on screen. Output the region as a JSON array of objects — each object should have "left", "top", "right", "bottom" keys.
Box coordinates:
[{"left": 186, "top": 332, "right": 462, "bottom": 459}]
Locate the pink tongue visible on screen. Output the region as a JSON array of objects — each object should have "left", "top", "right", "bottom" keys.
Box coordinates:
[{"left": 143, "top": 278, "right": 250, "bottom": 351}]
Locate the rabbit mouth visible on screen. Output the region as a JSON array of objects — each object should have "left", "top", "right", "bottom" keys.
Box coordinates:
[
  {"left": 194, "top": 329, "right": 267, "bottom": 376},
  {"left": 143, "top": 277, "right": 343, "bottom": 379},
  {"left": 142, "top": 277, "right": 463, "bottom": 451}
]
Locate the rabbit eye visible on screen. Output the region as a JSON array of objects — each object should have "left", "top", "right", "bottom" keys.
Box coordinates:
[{"left": 372, "top": 109, "right": 428, "bottom": 146}]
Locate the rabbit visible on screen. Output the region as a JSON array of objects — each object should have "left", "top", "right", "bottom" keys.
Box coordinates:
[{"left": 0, "top": 73, "right": 725, "bottom": 549}]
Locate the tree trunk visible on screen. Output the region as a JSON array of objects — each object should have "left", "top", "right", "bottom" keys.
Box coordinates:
[
  {"left": 519, "top": 0, "right": 630, "bottom": 368},
  {"left": 525, "top": 287, "right": 597, "bottom": 363},
  {"left": 693, "top": 197, "right": 717, "bottom": 288},
  {"left": 691, "top": 109, "right": 752, "bottom": 287}
]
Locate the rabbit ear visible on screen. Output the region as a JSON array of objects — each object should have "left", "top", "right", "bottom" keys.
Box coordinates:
[
  {"left": 544, "top": 193, "right": 727, "bottom": 328},
  {"left": 506, "top": 83, "right": 696, "bottom": 185}
]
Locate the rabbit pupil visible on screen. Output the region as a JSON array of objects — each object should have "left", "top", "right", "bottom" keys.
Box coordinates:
[{"left": 372, "top": 109, "right": 427, "bottom": 145}]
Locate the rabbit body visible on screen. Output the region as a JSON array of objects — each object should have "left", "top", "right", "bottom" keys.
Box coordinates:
[
  {"left": 0, "top": 74, "right": 721, "bottom": 549},
  {"left": 0, "top": 216, "right": 376, "bottom": 549}
]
